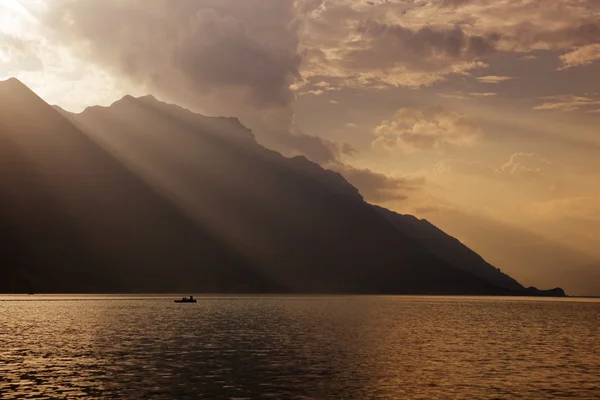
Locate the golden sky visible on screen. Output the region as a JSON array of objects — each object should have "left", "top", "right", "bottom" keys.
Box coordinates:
[{"left": 2, "top": 0, "right": 599, "bottom": 294}]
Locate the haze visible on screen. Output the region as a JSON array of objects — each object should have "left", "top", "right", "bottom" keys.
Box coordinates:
[{"left": 1, "top": 0, "right": 599, "bottom": 295}]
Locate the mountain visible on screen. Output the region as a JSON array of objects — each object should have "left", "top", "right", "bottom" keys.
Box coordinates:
[
  {"left": 373, "top": 206, "right": 566, "bottom": 296},
  {"left": 0, "top": 78, "right": 564, "bottom": 295},
  {"left": 418, "top": 207, "right": 597, "bottom": 296},
  {"left": 372, "top": 206, "right": 524, "bottom": 290},
  {"left": 0, "top": 78, "right": 268, "bottom": 293}
]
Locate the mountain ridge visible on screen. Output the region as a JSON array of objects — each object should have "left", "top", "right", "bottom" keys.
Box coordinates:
[
  {"left": 372, "top": 206, "right": 566, "bottom": 296},
  {"left": 0, "top": 78, "right": 565, "bottom": 296}
]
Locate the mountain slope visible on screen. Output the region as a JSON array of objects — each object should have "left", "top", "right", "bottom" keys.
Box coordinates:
[
  {"left": 0, "top": 78, "right": 563, "bottom": 295},
  {"left": 0, "top": 78, "right": 273, "bottom": 293},
  {"left": 372, "top": 206, "right": 524, "bottom": 290},
  {"left": 372, "top": 206, "right": 566, "bottom": 296}
]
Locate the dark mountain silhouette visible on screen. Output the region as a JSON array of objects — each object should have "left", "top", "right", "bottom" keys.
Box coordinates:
[
  {"left": 373, "top": 206, "right": 566, "bottom": 296},
  {"left": 420, "top": 207, "right": 597, "bottom": 296},
  {"left": 372, "top": 206, "right": 524, "bottom": 290},
  {"left": 0, "top": 78, "right": 564, "bottom": 295}
]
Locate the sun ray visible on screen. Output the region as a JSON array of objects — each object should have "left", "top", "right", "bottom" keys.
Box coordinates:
[{"left": 0, "top": 0, "right": 39, "bottom": 31}]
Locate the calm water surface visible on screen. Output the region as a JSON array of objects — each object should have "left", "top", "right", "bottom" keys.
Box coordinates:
[{"left": 0, "top": 295, "right": 598, "bottom": 399}]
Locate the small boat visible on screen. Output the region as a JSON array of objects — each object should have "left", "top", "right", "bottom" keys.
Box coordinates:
[{"left": 174, "top": 296, "right": 197, "bottom": 303}]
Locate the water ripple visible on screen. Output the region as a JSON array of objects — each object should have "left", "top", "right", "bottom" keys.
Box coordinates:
[{"left": 0, "top": 295, "right": 598, "bottom": 399}]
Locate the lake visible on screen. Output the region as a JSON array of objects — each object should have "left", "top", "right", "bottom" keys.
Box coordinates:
[{"left": 1, "top": 295, "right": 598, "bottom": 399}]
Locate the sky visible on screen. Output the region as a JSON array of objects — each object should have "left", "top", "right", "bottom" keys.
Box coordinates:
[{"left": 1, "top": 0, "right": 600, "bottom": 294}]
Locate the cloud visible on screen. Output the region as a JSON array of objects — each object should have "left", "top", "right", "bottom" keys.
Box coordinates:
[
  {"left": 293, "top": 0, "right": 600, "bottom": 94},
  {"left": 0, "top": 33, "right": 43, "bottom": 73},
  {"left": 430, "top": 153, "right": 552, "bottom": 180},
  {"left": 427, "top": 158, "right": 488, "bottom": 176},
  {"left": 422, "top": 1, "right": 600, "bottom": 53},
  {"left": 311, "top": 80, "right": 341, "bottom": 92},
  {"left": 43, "top": 0, "right": 302, "bottom": 109},
  {"left": 299, "top": 89, "right": 325, "bottom": 96},
  {"left": 301, "top": 1, "right": 600, "bottom": 60},
  {"left": 468, "top": 92, "right": 497, "bottom": 97},
  {"left": 496, "top": 153, "right": 550, "bottom": 176},
  {"left": 520, "top": 54, "right": 538, "bottom": 60},
  {"left": 436, "top": 91, "right": 497, "bottom": 99},
  {"left": 533, "top": 95, "right": 600, "bottom": 112},
  {"left": 476, "top": 75, "right": 513, "bottom": 84},
  {"left": 355, "top": 21, "right": 499, "bottom": 60},
  {"left": 511, "top": 21, "right": 600, "bottom": 52},
  {"left": 37, "top": 0, "right": 600, "bottom": 100},
  {"left": 296, "top": 2, "right": 495, "bottom": 91},
  {"left": 29, "top": 0, "right": 600, "bottom": 167},
  {"left": 277, "top": 128, "right": 358, "bottom": 165},
  {"left": 427, "top": 153, "right": 566, "bottom": 204},
  {"left": 373, "top": 107, "right": 481, "bottom": 152},
  {"left": 333, "top": 164, "right": 425, "bottom": 203},
  {"left": 40, "top": 0, "right": 343, "bottom": 164},
  {"left": 427, "top": 153, "right": 563, "bottom": 201},
  {"left": 559, "top": 44, "right": 600, "bottom": 69},
  {"left": 438, "top": 0, "right": 474, "bottom": 9},
  {"left": 437, "top": 93, "right": 468, "bottom": 100}
]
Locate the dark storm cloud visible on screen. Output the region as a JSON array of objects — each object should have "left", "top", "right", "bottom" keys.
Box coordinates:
[
  {"left": 41, "top": 0, "right": 339, "bottom": 164},
  {"left": 43, "top": 0, "right": 299, "bottom": 107},
  {"left": 303, "top": 18, "right": 500, "bottom": 87},
  {"left": 431, "top": 0, "right": 600, "bottom": 52},
  {"left": 357, "top": 21, "right": 500, "bottom": 60}
]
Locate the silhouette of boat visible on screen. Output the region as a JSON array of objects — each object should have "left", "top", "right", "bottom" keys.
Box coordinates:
[{"left": 174, "top": 296, "right": 197, "bottom": 303}]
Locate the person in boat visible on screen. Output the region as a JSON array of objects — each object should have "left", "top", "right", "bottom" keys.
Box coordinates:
[{"left": 189, "top": 295, "right": 194, "bottom": 301}]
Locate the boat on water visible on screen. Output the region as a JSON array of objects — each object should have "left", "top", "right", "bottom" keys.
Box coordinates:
[{"left": 174, "top": 296, "right": 197, "bottom": 303}]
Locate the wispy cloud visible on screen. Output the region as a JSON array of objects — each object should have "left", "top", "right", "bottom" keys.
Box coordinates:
[
  {"left": 299, "top": 89, "right": 325, "bottom": 96},
  {"left": 496, "top": 153, "right": 550, "bottom": 176},
  {"left": 533, "top": 95, "right": 600, "bottom": 112},
  {"left": 437, "top": 93, "right": 467, "bottom": 100},
  {"left": 373, "top": 107, "right": 481, "bottom": 153},
  {"left": 468, "top": 92, "right": 497, "bottom": 97},
  {"left": 334, "top": 164, "right": 425, "bottom": 203},
  {"left": 438, "top": 92, "right": 497, "bottom": 99},
  {"left": 476, "top": 76, "right": 514, "bottom": 84},
  {"left": 520, "top": 54, "right": 538, "bottom": 61},
  {"left": 559, "top": 44, "right": 600, "bottom": 70}
]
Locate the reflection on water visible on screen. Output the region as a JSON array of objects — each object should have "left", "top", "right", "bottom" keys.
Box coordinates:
[{"left": 0, "top": 295, "right": 599, "bottom": 399}]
